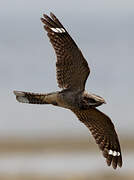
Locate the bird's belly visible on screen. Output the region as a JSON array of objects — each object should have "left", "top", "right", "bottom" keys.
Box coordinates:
[{"left": 57, "top": 91, "right": 80, "bottom": 109}]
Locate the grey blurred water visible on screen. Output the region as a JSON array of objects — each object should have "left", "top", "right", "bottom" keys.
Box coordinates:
[{"left": 0, "top": 152, "right": 133, "bottom": 175}]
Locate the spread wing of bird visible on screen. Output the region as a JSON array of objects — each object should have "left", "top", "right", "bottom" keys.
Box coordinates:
[
  {"left": 71, "top": 108, "right": 122, "bottom": 169},
  {"left": 41, "top": 13, "right": 90, "bottom": 91}
]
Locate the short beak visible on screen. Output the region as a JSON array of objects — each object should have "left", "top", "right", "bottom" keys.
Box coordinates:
[{"left": 103, "top": 99, "right": 106, "bottom": 104}]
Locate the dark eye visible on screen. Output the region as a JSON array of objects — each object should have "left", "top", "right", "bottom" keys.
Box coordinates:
[
  {"left": 84, "top": 97, "right": 96, "bottom": 103},
  {"left": 88, "top": 98, "right": 96, "bottom": 104}
]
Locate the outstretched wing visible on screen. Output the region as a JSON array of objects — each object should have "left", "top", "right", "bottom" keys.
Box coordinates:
[
  {"left": 71, "top": 108, "right": 122, "bottom": 169},
  {"left": 41, "top": 13, "right": 90, "bottom": 91}
]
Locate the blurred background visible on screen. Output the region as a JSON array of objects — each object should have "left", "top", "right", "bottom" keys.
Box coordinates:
[{"left": 0, "top": 0, "right": 134, "bottom": 179}]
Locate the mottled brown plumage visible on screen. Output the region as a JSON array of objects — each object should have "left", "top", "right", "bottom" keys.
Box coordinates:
[
  {"left": 13, "top": 12, "right": 122, "bottom": 169},
  {"left": 41, "top": 13, "right": 90, "bottom": 90}
]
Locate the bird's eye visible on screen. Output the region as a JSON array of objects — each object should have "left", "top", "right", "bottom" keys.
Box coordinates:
[
  {"left": 84, "top": 97, "right": 96, "bottom": 104},
  {"left": 88, "top": 98, "right": 96, "bottom": 104}
]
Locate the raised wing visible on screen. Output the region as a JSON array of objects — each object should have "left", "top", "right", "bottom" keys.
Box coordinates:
[
  {"left": 41, "top": 13, "right": 90, "bottom": 91},
  {"left": 71, "top": 108, "right": 122, "bottom": 169}
]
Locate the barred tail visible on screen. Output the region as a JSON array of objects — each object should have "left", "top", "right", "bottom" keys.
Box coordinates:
[{"left": 13, "top": 91, "right": 50, "bottom": 104}]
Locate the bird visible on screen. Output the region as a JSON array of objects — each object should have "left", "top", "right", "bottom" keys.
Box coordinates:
[{"left": 13, "top": 12, "right": 122, "bottom": 169}]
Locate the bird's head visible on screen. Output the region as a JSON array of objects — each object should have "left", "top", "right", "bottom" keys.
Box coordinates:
[{"left": 82, "top": 91, "right": 106, "bottom": 108}]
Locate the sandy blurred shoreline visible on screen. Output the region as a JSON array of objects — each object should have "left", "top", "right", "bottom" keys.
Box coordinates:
[
  {"left": 0, "top": 173, "right": 133, "bottom": 180},
  {"left": 0, "top": 136, "right": 133, "bottom": 153},
  {"left": 0, "top": 136, "right": 133, "bottom": 180}
]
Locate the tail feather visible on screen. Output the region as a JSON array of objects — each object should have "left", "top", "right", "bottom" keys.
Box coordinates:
[{"left": 13, "top": 91, "right": 48, "bottom": 104}]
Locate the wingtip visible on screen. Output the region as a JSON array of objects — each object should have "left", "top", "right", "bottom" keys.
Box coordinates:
[
  {"left": 117, "top": 156, "right": 123, "bottom": 168},
  {"left": 40, "top": 17, "right": 44, "bottom": 22},
  {"left": 50, "top": 12, "right": 55, "bottom": 18},
  {"left": 43, "top": 14, "right": 48, "bottom": 19}
]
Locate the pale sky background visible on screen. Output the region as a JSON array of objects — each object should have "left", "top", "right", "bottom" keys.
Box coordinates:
[{"left": 0, "top": 0, "right": 134, "bottom": 138}]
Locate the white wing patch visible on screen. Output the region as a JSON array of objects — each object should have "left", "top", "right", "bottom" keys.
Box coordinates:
[
  {"left": 108, "top": 149, "right": 120, "bottom": 156},
  {"left": 51, "top": 27, "right": 65, "bottom": 33}
]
